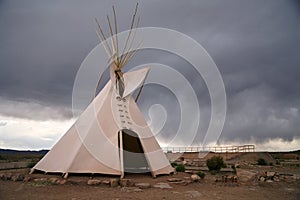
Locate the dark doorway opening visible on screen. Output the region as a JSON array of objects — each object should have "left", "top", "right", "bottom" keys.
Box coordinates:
[{"left": 118, "top": 129, "right": 150, "bottom": 173}]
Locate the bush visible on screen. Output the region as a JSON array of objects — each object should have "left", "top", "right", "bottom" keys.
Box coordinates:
[
  {"left": 206, "top": 156, "right": 226, "bottom": 172},
  {"left": 231, "top": 165, "right": 236, "bottom": 173},
  {"left": 175, "top": 164, "right": 185, "bottom": 172},
  {"left": 197, "top": 171, "right": 206, "bottom": 179},
  {"left": 257, "top": 158, "right": 267, "bottom": 166},
  {"left": 210, "top": 170, "right": 217, "bottom": 175}
]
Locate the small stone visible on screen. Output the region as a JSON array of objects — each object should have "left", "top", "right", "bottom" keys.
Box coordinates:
[
  {"left": 11, "top": 174, "right": 24, "bottom": 182},
  {"left": 185, "top": 170, "right": 194, "bottom": 174},
  {"left": 59, "top": 179, "right": 67, "bottom": 185},
  {"left": 273, "top": 176, "right": 280, "bottom": 182},
  {"left": 110, "top": 178, "right": 119, "bottom": 187},
  {"left": 185, "top": 191, "right": 203, "bottom": 198},
  {"left": 49, "top": 177, "right": 60, "bottom": 184},
  {"left": 0, "top": 173, "right": 7, "bottom": 181},
  {"left": 191, "top": 174, "right": 200, "bottom": 182},
  {"left": 153, "top": 182, "right": 173, "bottom": 189},
  {"left": 266, "top": 180, "right": 273, "bottom": 183},
  {"left": 33, "top": 178, "right": 47, "bottom": 182},
  {"left": 121, "top": 187, "right": 143, "bottom": 192},
  {"left": 293, "top": 174, "right": 300, "bottom": 180},
  {"left": 266, "top": 172, "right": 276, "bottom": 177},
  {"left": 87, "top": 179, "right": 101, "bottom": 185},
  {"left": 23, "top": 176, "right": 32, "bottom": 182},
  {"left": 259, "top": 177, "right": 265, "bottom": 182},
  {"left": 135, "top": 183, "right": 151, "bottom": 189},
  {"left": 102, "top": 180, "right": 110, "bottom": 185},
  {"left": 6, "top": 173, "right": 13, "bottom": 180},
  {"left": 119, "top": 179, "right": 132, "bottom": 187},
  {"left": 167, "top": 178, "right": 183, "bottom": 182}
]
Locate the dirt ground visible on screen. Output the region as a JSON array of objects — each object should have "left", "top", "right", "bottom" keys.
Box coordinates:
[{"left": 1, "top": 167, "right": 300, "bottom": 200}]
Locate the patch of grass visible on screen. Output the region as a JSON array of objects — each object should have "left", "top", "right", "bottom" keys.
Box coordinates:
[
  {"left": 210, "top": 170, "right": 217, "bottom": 175},
  {"left": 196, "top": 171, "right": 206, "bottom": 179},
  {"left": 175, "top": 164, "right": 185, "bottom": 172}
]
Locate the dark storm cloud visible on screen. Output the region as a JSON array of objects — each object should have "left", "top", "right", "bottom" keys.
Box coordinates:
[{"left": 0, "top": 0, "right": 300, "bottom": 146}]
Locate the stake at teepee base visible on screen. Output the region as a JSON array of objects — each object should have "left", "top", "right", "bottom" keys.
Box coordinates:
[
  {"left": 31, "top": 4, "right": 174, "bottom": 178},
  {"left": 119, "top": 130, "right": 124, "bottom": 179}
]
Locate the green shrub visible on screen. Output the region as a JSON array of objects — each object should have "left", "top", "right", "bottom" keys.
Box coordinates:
[
  {"left": 197, "top": 171, "right": 206, "bottom": 179},
  {"left": 231, "top": 165, "right": 236, "bottom": 173},
  {"left": 210, "top": 170, "right": 217, "bottom": 175},
  {"left": 206, "top": 156, "right": 226, "bottom": 172},
  {"left": 257, "top": 158, "right": 267, "bottom": 166},
  {"left": 175, "top": 164, "right": 185, "bottom": 172}
]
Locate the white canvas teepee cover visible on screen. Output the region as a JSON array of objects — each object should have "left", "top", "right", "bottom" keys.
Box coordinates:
[{"left": 33, "top": 67, "right": 174, "bottom": 177}]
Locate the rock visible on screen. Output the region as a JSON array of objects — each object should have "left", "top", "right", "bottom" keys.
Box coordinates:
[
  {"left": 87, "top": 179, "right": 101, "bottom": 185},
  {"left": 0, "top": 173, "right": 7, "bottom": 181},
  {"left": 121, "top": 187, "right": 143, "bottom": 192},
  {"left": 49, "top": 177, "right": 60, "bottom": 184},
  {"left": 266, "top": 171, "right": 276, "bottom": 177},
  {"left": 167, "top": 178, "right": 183, "bottom": 182},
  {"left": 110, "top": 178, "right": 119, "bottom": 187},
  {"left": 23, "top": 176, "right": 32, "bottom": 182},
  {"left": 293, "top": 174, "right": 300, "bottom": 180},
  {"left": 191, "top": 174, "right": 200, "bottom": 182},
  {"left": 135, "top": 183, "right": 151, "bottom": 189},
  {"left": 59, "top": 179, "right": 67, "bottom": 185},
  {"left": 215, "top": 176, "right": 222, "bottom": 182},
  {"left": 259, "top": 177, "right": 265, "bottom": 182},
  {"left": 102, "top": 180, "right": 110, "bottom": 185},
  {"left": 273, "top": 176, "right": 280, "bottom": 182},
  {"left": 185, "top": 170, "right": 194, "bottom": 174},
  {"left": 185, "top": 191, "right": 203, "bottom": 198},
  {"left": 33, "top": 178, "right": 48, "bottom": 182},
  {"left": 236, "top": 169, "right": 257, "bottom": 182},
  {"left": 119, "top": 179, "right": 132, "bottom": 187},
  {"left": 153, "top": 182, "right": 173, "bottom": 189},
  {"left": 11, "top": 174, "right": 25, "bottom": 181},
  {"left": 6, "top": 173, "right": 13, "bottom": 180},
  {"left": 266, "top": 180, "right": 273, "bottom": 183}
]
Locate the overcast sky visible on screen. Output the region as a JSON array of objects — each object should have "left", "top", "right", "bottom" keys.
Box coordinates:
[{"left": 0, "top": 0, "right": 300, "bottom": 151}]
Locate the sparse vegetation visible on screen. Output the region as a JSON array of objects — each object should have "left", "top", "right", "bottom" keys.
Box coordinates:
[
  {"left": 206, "top": 156, "right": 226, "bottom": 173},
  {"left": 231, "top": 165, "right": 236, "bottom": 173},
  {"left": 175, "top": 164, "right": 185, "bottom": 172},
  {"left": 196, "top": 171, "right": 206, "bottom": 179},
  {"left": 257, "top": 158, "right": 267, "bottom": 166}
]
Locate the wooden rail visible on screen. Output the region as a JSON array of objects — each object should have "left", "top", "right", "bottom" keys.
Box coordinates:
[{"left": 162, "top": 145, "right": 255, "bottom": 153}]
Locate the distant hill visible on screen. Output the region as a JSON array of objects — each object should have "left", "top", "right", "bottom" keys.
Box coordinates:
[
  {"left": 0, "top": 149, "right": 49, "bottom": 161},
  {"left": 0, "top": 149, "right": 49, "bottom": 155}
]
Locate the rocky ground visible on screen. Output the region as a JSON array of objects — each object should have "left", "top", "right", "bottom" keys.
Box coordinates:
[{"left": 0, "top": 166, "right": 300, "bottom": 200}]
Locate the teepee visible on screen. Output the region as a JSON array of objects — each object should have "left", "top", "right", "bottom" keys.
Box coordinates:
[{"left": 31, "top": 4, "right": 174, "bottom": 178}]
